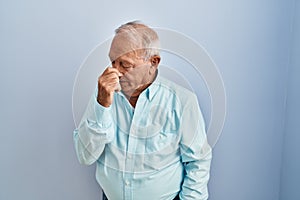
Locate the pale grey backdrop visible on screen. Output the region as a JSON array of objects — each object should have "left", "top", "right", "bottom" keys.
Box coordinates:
[
  {"left": 0, "top": 0, "right": 299, "bottom": 200},
  {"left": 280, "top": 1, "right": 300, "bottom": 199}
]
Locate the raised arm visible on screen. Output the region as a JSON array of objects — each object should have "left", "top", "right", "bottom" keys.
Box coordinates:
[
  {"left": 73, "top": 67, "right": 120, "bottom": 165},
  {"left": 73, "top": 91, "right": 115, "bottom": 165}
]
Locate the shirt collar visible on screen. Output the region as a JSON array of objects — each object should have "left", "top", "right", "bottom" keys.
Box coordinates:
[{"left": 145, "top": 73, "right": 161, "bottom": 101}]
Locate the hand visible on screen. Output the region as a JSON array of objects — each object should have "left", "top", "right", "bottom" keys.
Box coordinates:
[{"left": 97, "top": 67, "right": 122, "bottom": 107}]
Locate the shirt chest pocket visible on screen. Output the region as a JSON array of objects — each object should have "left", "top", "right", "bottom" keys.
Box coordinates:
[
  {"left": 141, "top": 109, "right": 181, "bottom": 154},
  {"left": 133, "top": 108, "right": 180, "bottom": 138}
]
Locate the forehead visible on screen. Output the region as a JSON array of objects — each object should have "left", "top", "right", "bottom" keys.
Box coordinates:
[{"left": 108, "top": 34, "right": 142, "bottom": 61}]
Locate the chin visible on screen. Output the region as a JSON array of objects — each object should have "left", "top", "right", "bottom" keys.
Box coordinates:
[{"left": 121, "top": 88, "right": 137, "bottom": 97}]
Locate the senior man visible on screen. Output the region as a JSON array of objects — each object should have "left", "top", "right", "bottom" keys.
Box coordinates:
[{"left": 73, "top": 21, "right": 212, "bottom": 200}]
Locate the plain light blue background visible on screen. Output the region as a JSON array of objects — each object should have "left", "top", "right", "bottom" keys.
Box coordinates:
[
  {"left": 1, "top": 0, "right": 299, "bottom": 200},
  {"left": 280, "top": 1, "right": 300, "bottom": 199}
]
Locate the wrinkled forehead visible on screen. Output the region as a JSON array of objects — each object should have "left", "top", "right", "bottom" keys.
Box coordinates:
[{"left": 108, "top": 33, "right": 143, "bottom": 61}]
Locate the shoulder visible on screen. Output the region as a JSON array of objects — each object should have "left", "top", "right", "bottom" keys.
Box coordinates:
[{"left": 156, "top": 76, "right": 198, "bottom": 107}]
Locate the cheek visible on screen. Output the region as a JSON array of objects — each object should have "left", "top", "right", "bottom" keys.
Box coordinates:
[
  {"left": 127, "top": 68, "right": 148, "bottom": 82},
  {"left": 122, "top": 73, "right": 139, "bottom": 87}
]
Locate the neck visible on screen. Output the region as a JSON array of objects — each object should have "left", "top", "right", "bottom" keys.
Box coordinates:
[
  {"left": 124, "top": 82, "right": 151, "bottom": 108},
  {"left": 128, "top": 96, "right": 139, "bottom": 108},
  {"left": 124, "top": 71, "right": 158, "bottom": 108}
]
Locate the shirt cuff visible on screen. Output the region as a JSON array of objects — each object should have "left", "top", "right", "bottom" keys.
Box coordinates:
[{"left": 93, "top": 97, "right": 112, "bottom": 128}]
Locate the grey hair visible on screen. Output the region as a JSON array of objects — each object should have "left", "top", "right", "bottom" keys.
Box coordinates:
[{"left": 115, "top": 21, "right": 160, "bottom": 59}]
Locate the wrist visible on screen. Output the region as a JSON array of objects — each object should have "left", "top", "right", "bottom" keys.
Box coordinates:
[{"left": 97, "top": 97, "right": 111, "bottom": 108}]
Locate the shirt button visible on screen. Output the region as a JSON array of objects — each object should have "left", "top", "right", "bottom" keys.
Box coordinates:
[
  {"left": 131, "top": 126, "right": 135, "bottom": 132},
  {"left": 125, "top": 180, "right": 130, "bottom": 186},
  {"left": 127, "top": 154, "right": 132, "bottom": 159}
]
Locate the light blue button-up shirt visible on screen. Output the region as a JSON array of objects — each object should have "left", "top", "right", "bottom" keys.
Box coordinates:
[{"left": 73, "top": 75, "right": 212, "bottom": 200}]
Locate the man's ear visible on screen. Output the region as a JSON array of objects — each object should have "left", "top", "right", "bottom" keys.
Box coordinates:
[{"left": 150, "top": 55, "right": 161, "bottom": 68}]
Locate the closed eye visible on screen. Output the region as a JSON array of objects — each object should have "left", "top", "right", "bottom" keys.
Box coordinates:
[{"left": 120, "top": 61, "right": 133, "bottom": 69}]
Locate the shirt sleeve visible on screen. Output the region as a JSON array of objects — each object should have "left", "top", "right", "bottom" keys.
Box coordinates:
[
  {"left": 179, "top": 94, "right": 212, "bottom": 200},
  {"left": 73, "top": 89, "right": 115, "bottom": 165}
]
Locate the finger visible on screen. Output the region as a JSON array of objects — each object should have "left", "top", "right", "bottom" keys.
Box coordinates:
[
  {"left": 102, "top": 79, "right": 121, "bottom": 93},
  {"left": 104, "top": 67, "right": 122, "bottom": 77},
  {"left": 99, "top": 72, "right": 119, "bottom": 84},
  {"left": 99, "top": 83, "right": 118, "bottom": 94},
  {"left": 99, "top": 74, "right": 119, "bottom": 82},
  {"left": 114, "top": 82, "right": 121, "bottom": 92}
]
